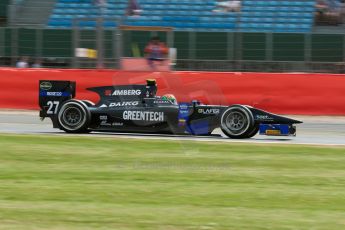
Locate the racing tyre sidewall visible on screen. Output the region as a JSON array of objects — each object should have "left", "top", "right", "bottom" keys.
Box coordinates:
[
  {"left": 220, "top": 105, "right": 255, "bottom": 139},
  {"left": 246, "top": 124, "right": 260, "bottom": 138},
  {"left": 57, "top": 100, "right": 91, "bottom": 133}
]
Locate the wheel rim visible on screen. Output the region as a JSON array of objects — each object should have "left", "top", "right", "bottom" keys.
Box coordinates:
[
  {"left": 60, "top": 105, "right": 86, "bottom": 130},
  {"left": 62, "top": 107, "right": 82, "bottom": 126},
  {"left": 221, "top": 107, "right": 253, "bottom": 137},
  {"left": 225, "top": 111, "right": 247, "bottom": 133}
]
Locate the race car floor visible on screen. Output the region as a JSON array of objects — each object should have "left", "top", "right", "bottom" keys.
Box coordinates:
[{"left": 0, "top": 110, "right": 344, "bottom": 146}]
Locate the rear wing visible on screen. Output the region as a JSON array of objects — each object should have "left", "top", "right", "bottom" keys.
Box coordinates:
[{"left": 39, "top": 80, "right": 76, "bottom": 118}]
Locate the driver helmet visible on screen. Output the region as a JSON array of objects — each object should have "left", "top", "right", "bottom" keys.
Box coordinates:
[{"left": 161, "top": 94, "right": 177, "bottom": 105}]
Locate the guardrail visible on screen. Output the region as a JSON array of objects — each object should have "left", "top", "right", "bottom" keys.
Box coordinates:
[{"left": 0, "top": 68, "right": 344, "bottom": 115}]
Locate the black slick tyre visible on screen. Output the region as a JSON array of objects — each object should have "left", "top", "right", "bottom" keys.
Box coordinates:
[
  {"left": 57, "top": 100, "right": 91, "bottom": 133},
  {"left": 220, "top": 105, "right": 255, "bottom": 139},
  {"left": 246, "top": 124, "right": 260, "bottom": 138}
]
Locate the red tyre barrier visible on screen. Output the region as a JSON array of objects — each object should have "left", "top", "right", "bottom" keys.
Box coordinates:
[{"left": 0, "top": 68, "right": 344, "bottom": 115}]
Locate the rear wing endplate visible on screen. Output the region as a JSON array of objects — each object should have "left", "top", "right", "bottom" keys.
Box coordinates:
[{"left": 39, "top": 80, "right": 76, "bottom": 118}]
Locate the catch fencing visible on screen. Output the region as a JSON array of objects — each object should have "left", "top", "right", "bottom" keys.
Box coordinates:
[{"left": 0, "top": 27, "right": 345, "bottom": 72}]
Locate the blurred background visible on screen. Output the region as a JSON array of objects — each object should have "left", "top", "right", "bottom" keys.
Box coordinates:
[{"left": 0, "top": 0, "right": 344, "bottom": 72}]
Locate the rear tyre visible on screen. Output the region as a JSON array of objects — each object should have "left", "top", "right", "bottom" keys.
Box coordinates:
[
  {"left": 220, "top": 105, "right": 255, "bottom": 139},
  {"left": 57, "top": 100, "right": 91, "bottom": 133}
]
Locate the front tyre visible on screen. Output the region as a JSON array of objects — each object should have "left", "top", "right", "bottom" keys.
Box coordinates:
[
  {"left": 57, "top": 100, "right": 91, "bottom": 133},
  {"left": 220, "top": 105, "right": 255, "bottom": 139},
  {"left": 246, "top": 124, "right": 260, "bottom": 138}
]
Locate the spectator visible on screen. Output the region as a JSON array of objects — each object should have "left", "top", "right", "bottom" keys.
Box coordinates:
[
  {"left": 94, "top": 0, "right": 107, "bottom": 16},
  {"left": 16, "top": 57, "right": 29, "bottom": 68},
  {"left": 342, "top": 1, "right": 345, "bottom": 23},
  {"left": 316, "top": 0, "right": 328, "bottom": 12},
  {"left": 328, "top": 0, "right": 342, "bottom": 10},
  {"left": 316, "top": 0, "right": 343, "bottom": 25},
  {"left": 126, "top": 0, "right": 142, "bottom": 16},
  {"left": 144, "top": 36, "right": 168, "bottom": 70},
  {"left": 214, "top": 0, "right": 242, "bottom": 13},
  {"left": 32, "top": 59, "right": 42, "bottom": 68}
]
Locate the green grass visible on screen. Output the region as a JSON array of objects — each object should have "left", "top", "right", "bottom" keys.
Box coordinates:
[{"left": 0, "top": 134, "right": 344, "bottom": 230}]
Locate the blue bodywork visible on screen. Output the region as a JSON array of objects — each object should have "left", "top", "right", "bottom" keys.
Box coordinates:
[
  {"left": 178, "top": 103, "right": 212, "bottom": 135},
  {"left": 259, "top": 124, "right": 295, "bottom": 136}
]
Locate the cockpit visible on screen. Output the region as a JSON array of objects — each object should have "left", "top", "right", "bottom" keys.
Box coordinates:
[{"left": 146, "top": 79, "right": 178, "bottom": 106}]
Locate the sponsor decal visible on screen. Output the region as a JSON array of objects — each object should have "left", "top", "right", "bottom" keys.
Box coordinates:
[
  {"left": 123, "top": 111, "right": 164, "bottom": 122},
  {"left": 154, "top": 100, "right": 172, "bottom": 104},
  {"left": 178, "top": 119, "right": 187, "bottom": 125},
  {"left": 105, "top": 90, "right": 112, "bottom": 96},
  {"left": 100, "top": 115, "right": 108, "bottom": 120},
  {"left": 179, "top": 104, "right": 188, "bottom": 110},
  {"left": 100, "top": 115, "right": 108, "bottom": 125},
  {"left": 112, "top": 122, "right": 124, "bottom": 126},
  {"left": 101, "top": 122, "right": 124, "bottom": 127},
  {"left": 178, "top": 103, "right": 190, "bottom": 127},
  {"left": 112, "top": 89, "right": 141, "bottom": 96},
  {"left": 40, "top": 82, "right": 52, "bottom": 91},
  {"left": 266, "top": 129, "right": 281, "bottom": 135},
  {"left": 39, "top": 91, "right": 71, "bottom": 97},
  {"left": 179, "top": 109, "right": 189, "bottom": 115},
  {"left": 256, "top": 115, "right": 273, "bottom": 120},
  {"left": 198, "top": 108, "right": 220, "bottom": 115},
  {"left": 100, "top": 115, "right": 121, "bottom": 127},
  {"left": 109, "top": 101, "right": 139, "bottom": 107}
]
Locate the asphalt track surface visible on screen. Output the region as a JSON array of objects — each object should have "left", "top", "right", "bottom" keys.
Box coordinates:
[{"left": 0, "top": 110, "right": 344, "bottom": 146}]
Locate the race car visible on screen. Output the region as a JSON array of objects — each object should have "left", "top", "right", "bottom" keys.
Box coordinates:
[{"left": 39, "top": 79, "right": 302, "bottom": 139}]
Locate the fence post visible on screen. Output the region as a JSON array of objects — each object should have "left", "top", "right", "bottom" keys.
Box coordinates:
[
  {"left": 188, "top": 31, "right": 196, "bottom": 70},
  {"left": 167, "top": 30, "right": 174, "bottom": 70},
  {"left": 114, "top": 27, "right": 122, "bottom": 69},
  {"left": 266, "top": 33, "right": 273, "bottom": 61},
  {"left": 72, "top": 22, "right": 79, "bottom": 68},
  {"left": 11, "top": 27, "right": 18, "bottom": 66},
  {"left": 304, "top": 33, "right": 311, "bottom": 62},
  {"left": 343, "top": 34, "right": 345, "bottom": 62},
  {"left": 7, "top": 4, "right": 16, "bottom": 27},
  {"left": 167, "top": 30, "right": 174, "bottom": 49},
  {"left": 227, "top": 32, "right": 234, "bottom": 60},
  {"left": 125, "top": 30, "right": 132, "bottom": 57},
  {"left": 96, "top": 17, "right": 104, "bottom": 69},
  {"left": 36, "top": 28, "right": 43, "bottom": 58},
  {"left": 234, "top": 32, "right": 242, "bottom": 61},
  {"left": 234, "top": 32, "right": 242, "bottom": 71},
  {"left": 189, "top": 31, "right": 196, "bottom": 59},
  {"left": 0, "top": 28, "right": 4, "bottom": 57}
]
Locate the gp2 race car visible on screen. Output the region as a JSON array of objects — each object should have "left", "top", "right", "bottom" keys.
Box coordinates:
[{"left": 39, "top": 79, "right": 302, "bottom": 139}]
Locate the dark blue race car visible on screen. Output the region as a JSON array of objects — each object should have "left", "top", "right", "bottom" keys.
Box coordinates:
[{"left": 39, "top": 79, "right": 302, "bottom": 139}]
